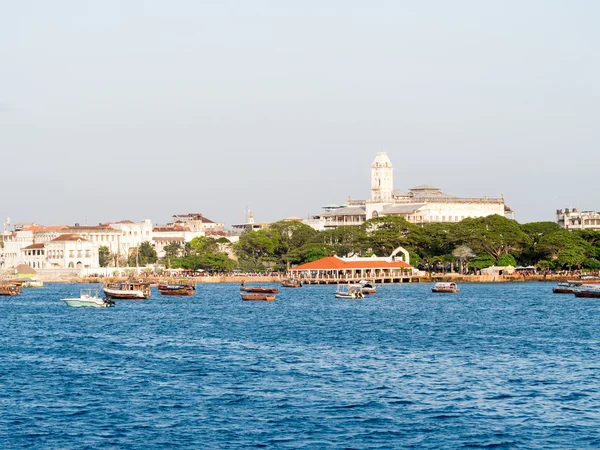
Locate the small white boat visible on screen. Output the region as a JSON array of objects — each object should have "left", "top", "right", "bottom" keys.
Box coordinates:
[
  {"left": 23, "top": 279, "right": 44, "bottom": 288},
  {"left": 432, "top": 282, "right": 460, "bottom": 293},
  {"left": 62, "top": 289, "right": 115, "bottom": 308},
  {"left": 335, "top": 284, "right": 365, "bottom": 299}
]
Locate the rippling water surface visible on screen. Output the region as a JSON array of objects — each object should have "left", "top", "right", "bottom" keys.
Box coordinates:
[{"left": 1, "top": 282, "right": 599, "bottom": 449}]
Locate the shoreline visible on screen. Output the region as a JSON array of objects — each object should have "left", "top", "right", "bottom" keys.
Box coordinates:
[{"left": 35, "top": 274, "right": 577, "bottom": 284}]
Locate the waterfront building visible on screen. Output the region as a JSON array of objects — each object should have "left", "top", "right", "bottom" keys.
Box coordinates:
[
  {"left": 556, "top": 208, "right": 600, "bottom": 231},
  {"left": 230, "top": 212, "right": 269, "bottom": 236},
  {"left": 304, "top": 152, "right": 513, "bottom": 230},
  {"left": 168, "top": 213, "right": 225, "bottom": 235},
  {"left": 20, "top": 234, "right": 99, "bottom": 270},
  {"left": 288, "top": 255, "right": 416, "bottom": 283}
]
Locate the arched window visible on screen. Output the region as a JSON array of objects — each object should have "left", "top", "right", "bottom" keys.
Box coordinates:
[{"left": 68, "top": 262, "right": 74, "bottom": 268}]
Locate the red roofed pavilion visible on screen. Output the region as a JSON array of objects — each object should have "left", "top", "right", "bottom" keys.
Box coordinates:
[{"left": 289, "top": 256, "right": 414, "bottom": 284}]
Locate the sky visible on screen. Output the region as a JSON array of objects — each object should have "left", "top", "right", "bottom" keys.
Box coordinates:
[{"left": 1, "top": 0, "right": 599, "bottom": 228}]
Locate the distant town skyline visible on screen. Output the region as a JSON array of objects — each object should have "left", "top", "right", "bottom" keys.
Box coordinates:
[{"left": 2, "top": 1, "right": 599, "bottom": 227}]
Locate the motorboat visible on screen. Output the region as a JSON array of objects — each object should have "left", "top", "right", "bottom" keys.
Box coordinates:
[
  {"left": 104, "top": 280, "right": 151, "bottom": 300},
  {"left": 22, "top": 279, "right": 44, "bottom": 288},
  {"left": 334, "top": 284, "right": 364, "bottom": 299},
  {"left": 357, "top": 280, "right": 376, "bottom": 295},
  {"left": 62, "top": 289, "right": 115, "bottom": 308},
  {"left": 552, "top": 281, "right": 582, "bottom": 294},
  {"left": 432, "top": 282, "right": 460, "bottom": 293},
  {"left": 574, "top": 284, "right": 600, "bottom": 298},
  {"left": 241, "top": 293, "right": 276, "bottom": 301}
]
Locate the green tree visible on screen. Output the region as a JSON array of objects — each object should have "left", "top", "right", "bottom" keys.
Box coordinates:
[
  {"left": 535, "top": 230, "right": 586, "bottom": 261},
  {"left": 98, "top": 245, "right": 111, "bottom": 267},
  {"left": 454, "top": 215, "right": 531, "bottom": 260},
  {"left": 470, "top": 254, "right": 496, "bottom": 270},
  {"left": 164, "top": 242, "right": 183, "bottom": 259},
  {"left": 270, "top": 221, "right": 318, "bottom": 269},
  {"left": 497, "top": 254, "right": 517, "bottom": 267},
  {"left": 235, "top": 228, "right": 279, "bottom": 266},
  {"left": 555, "top": 247, "right": 586, "bottom": 270},
  {"left": 362, "top": 216, "right": 421, "bottom": 256},
  {"left": 128, "top": 241, "right": 157, "bottom": 266}
]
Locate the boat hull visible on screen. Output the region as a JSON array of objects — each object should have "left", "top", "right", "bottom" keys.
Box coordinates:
[
  {"left": 103, "top": 288, "right": 148, "bottom": 300},
  {"left": 158, "top": 289, "right": 195, "bottom": 297},
  {"left": 241, "top": 294, "right": 275, "bottom": 301},
  {"left": 241, "top": 287, "right": 279, "bottom": 294},
  {"left": 432, "top": 288, "right": 460, "bottom": 293},
  {"left": 63, "top": 298, "right": 113, "bottom": 308},
  {"left": 335, "top": 293, "right": 362, "bottom": 299},
  {"left": 574, "top": 291, "right": 600, "bottom": 298},
  {"left": 552, "top": 288, "right": 578, "bottom": 294}
]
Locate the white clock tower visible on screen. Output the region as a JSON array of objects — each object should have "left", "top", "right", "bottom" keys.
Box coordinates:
[{"left": 370, "top": 152, "right": 394, "bottom": 202}]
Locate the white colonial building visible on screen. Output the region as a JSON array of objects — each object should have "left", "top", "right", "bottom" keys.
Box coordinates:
[
  {"left": 305, "top": 152, "right": 513, "bottom": 229},
  {"left": 557, "top": 208, "right": 600, "bottom": 231}
]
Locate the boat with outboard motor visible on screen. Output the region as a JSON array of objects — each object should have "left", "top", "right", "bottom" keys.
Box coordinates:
[
  {"left": 62, "top": 289, "right": 115, "bottom": 308},
  {"left": 357, "top": 280, "right": 376, "bottom": 295},
  {"left": 573, "top": 284, "right": 600, "bottom": 298},
  {"left": 432, "top": 282, "right": 460, "bottom": 293},
  {"left": 552, "top": 281, "right": 583, "bottom": 294},
  {"left": 334, "top": 284, "right": 364, "bottom": 299}
]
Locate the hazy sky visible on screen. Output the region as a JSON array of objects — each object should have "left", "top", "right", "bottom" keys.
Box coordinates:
[{"left": 1, "top": 0, "right": 599, "bottom": 227}]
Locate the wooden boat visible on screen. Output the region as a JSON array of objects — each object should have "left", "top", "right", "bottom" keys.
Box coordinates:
[
  {"left": 334, "top": 284, "right": 364, "bottom": 299},
  {"left": 574, "top": 285, "right": 600, "bottom": 298},
  {"left": 158, "top": 280, "right": 196, "bottom": 296},
  {"left": 104, "top": 280, "right": 151, "bottom": 300},
  {"left": 552, "top": 281, "right": 582, "bottom": 294},
  {"left": 0, "top": 282, "right": 22, "bottom": 296},
  {"left": 432, "top": 282, "right": 460, "bottom": 293},
  {"left": 240, "top": 282, "right": 279, "bottom": 294},
  {"left": 281, "top": 278, "right": 302, "bottom": 288},
  {"left": 62, "top": 289, "right": 115, "bottom": 308},
  {"left": 241, "top": 293, "right": 276, "bottom": 301}
]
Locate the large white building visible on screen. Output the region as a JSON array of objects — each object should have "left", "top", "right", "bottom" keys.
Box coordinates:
[
  {"left": 305, "top": 152, "right": 513, "bottom": 230},
  {"left": 557, "top": 208, "right": 600, "bottom": 231}
]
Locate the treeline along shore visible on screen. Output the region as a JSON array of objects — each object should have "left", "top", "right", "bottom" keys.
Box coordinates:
[
  {"left": 65, "top": 273, "right": 575, "bottom": 285},
  {"left": 91, "top": 214, "right": 600, "bottom": 280}
]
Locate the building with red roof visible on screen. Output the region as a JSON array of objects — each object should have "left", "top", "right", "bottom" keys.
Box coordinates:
[{"left": 289, "top": 255, "right": 415, "bottom": 284}]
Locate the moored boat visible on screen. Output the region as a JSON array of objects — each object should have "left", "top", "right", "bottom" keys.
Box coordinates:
[
  {"left": 552, "top": 281, "right": 582, "bottom": 294},
  {"left": 23, "top": 279, "right": 44, "bottom": 288},
  {"left": 357, "top": 280, "right": 376, "bottom": 295},
  {"left": 0, "top": 282, "right": 22, "bottom": 296},
  {"left": 240, "top": 281, "right": 279, "bottom": 294},
  {"left": 62, "top": 289, "right": 115, "bottom": 308},
  {"left": 104, "top": 280, "right": 151, "bottom": 300},
  {"left": 334, "top": 284, "right": 364, "bottom": 299},
  {"left": 574, "top": 285, "right": 600, "bottom": 298},
  {"left": 241, "top": 293, "right": 276, "bottom": 301},
  {"left": 281, "top": 278, "right": 302, "bottom": 288},
  {"left": 158, "top": 280, "right": 196, "bottom": 296},
  {"left": 432, "top": 282, "right": 460, "bottom": 293}
]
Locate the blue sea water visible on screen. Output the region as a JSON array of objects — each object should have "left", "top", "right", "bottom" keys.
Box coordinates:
[{"left": 1, "top": 282, "right": 599, "bottom": 449}]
